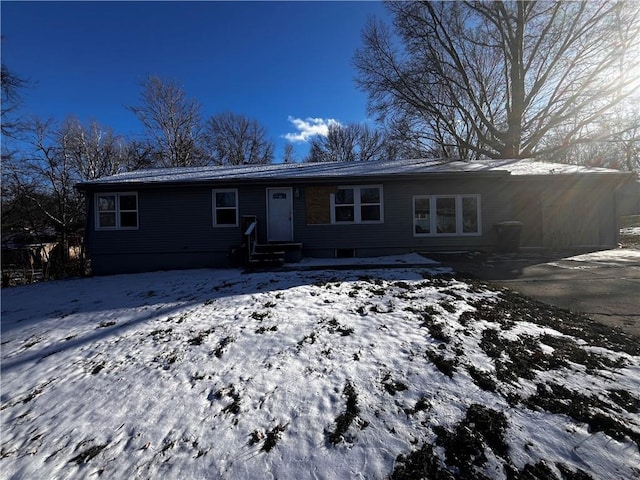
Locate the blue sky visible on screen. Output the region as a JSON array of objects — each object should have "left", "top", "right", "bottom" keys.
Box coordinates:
[{"left": 1, "top": 1, "right": 389, "bottom": 161}]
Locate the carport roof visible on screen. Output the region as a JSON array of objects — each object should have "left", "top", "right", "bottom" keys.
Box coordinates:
[{"left": 76, "top": 157, "right": 629, "bottom": 190}]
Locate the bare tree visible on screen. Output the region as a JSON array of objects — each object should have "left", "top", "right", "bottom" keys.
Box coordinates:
[
  {"left": 307, "top": 123, "right": 357, "bottom": 163},
  {"left": 551, "top": 106, "right": 640, "bottom": 171},
  {"left": 283, "top": 143, "right": 296, "bottom": 163},
  {"left": 1, "top": 115, "right": 152, "bottom": 278},
  {"left": 305, "top": 123, "right": 389, "bottom": 163},
  {"left": 59, "top": 117, "right": 130, "bottom": 180},
  {"left": 123, "top": 139, "right": 156, "bottom": 171},
  {"left": 357, "top": 123, "right": 390, "bottom": 162},
  {"left": 3, "top": 118, "right": 85, "bottom": 272},
  {"left": 1, "top": 63, "right": 28, "bottom": 139},
  {"left": 355, "top": 1, "right": 640, "bottom": 163},
  {"left": 202, "top": 112, "right": 274, "bottom": 165},
  {"left": 128, "top": 75, "right": 204, "bottom": 167}
]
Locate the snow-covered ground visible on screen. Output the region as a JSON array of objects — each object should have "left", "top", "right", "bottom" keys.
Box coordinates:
[
  {"left": 621, "top": 226, "right": 640, "bottom": 237},
  {"left": 548, "top": 248, "right": 640, "bottom": 270},
  {"left": 1, "top": 258, "right": 639, "bottom": 479}
]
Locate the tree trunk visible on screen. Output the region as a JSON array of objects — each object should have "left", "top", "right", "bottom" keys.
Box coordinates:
[{"left": 503, "top": 1, "right": 526, "bottom": 158}]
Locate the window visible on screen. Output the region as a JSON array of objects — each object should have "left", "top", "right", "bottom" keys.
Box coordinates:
[
  {"left": 331, "top": 186, "right": 383, "bottom": 224},
  {"left": 414, "top": 197, "right": 431, "bottom": 234},
  {"left": 334, "top": 188, "right": 355, "bottom": 222},
  {"left": 213, "top": 189, "right": 238, "bottom": 226},
  {"left": 413, "top": 195, "right": 481, "bottom": 236},
  {"left": 95, "top": 193, "right": 138, "bottom": 230},
  {"left": 462, "top": 196, "right": 479, "bottom": 233},
  {"left": 360, "top": 187, "right": 381, "bottom": 221},
  {"left": 436, "top": 197, "right": 457, "bottom": 234}
]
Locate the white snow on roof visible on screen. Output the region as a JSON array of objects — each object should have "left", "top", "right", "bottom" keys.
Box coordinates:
[
  {"left": 477, "top": 159, "right": 626, "bottom": 176},
  {"left": 78, "top": 158, "right": 627, "bottom": 188}
]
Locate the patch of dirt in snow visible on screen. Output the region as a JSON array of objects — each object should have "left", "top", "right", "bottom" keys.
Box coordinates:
[
  {"left": 1, "top": 267, "right": 639, "bottom": 480},
  {"left": 620, "top": 226, "right": 640, "bottom": 249}
]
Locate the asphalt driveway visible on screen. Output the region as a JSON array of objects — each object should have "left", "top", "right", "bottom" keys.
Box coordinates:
[{"left": 429, "top": 249, "right": 640, "bottom": 337}]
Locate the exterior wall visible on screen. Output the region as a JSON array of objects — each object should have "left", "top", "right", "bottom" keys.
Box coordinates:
[
  {"left": 293, "top": 177, "right": 511, "bottom": 258},
  {"left": 616, "top": 178, "right": 640, "bottom": 217},
  {"left": 510, "top": 182, "right": 543, "bottom": 248},
  {"left": 84, "top": 172, "right": 626, "bottom": 275},
  {"left": 509, "top": 176, "right": 621, "bottom": 250},
  {"left": 87, "top": 186, "right": 268, "bottom": 275}
]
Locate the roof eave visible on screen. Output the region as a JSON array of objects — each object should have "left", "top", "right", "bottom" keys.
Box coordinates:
[{"left": 75, "top": 169, "right": 511, "bottom": 191}]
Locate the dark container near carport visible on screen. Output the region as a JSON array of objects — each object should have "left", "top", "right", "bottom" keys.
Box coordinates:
[{"left": 495, "top": 221, "right": 524, "bottom": 253}]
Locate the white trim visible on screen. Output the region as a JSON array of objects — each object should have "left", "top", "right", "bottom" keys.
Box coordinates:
[
  {"left": 330, "top": 185, "right": 384, "bottom": 224},
  {"left": 95, "top": 192, "right": 138, "bottom": 230},
  {"left": 412, "top": 194, "right": 481, "bottom": 237},
  {"left": 212, "top": 188, "right": 239, "bottom": 227}
]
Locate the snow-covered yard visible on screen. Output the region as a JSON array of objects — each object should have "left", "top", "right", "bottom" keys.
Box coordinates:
[{"left": 1, "top": 259, "right": 639, "bottom": 479}]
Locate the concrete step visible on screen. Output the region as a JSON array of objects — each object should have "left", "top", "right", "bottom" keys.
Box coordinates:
[{"left": 255, "top": 243, "right": 303, "bottom": 263}]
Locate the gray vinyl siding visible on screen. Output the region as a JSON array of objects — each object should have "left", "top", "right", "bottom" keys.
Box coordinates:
[
  {"left": 294, "top": 177, "right": 511, "bottom": 257},
  {"left": 509, "top": 176, "right": 621, "bottom": 250},
  {"left": 83, "top": 171, "right": 626, "bottom": 275},
  {"left": 87, "top": 186, "right": 257, "bottom": 274},
  {"left": 87, "top": 178, "right": 511, "bottom": 273},
  {"left": 88, "top": 184, "right": 314, "bottom": 274}
]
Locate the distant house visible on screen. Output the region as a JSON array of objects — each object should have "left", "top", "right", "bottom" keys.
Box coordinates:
[
  {"left": 75, "top": 158, "right": 637, "bottom": 275},
  {"left": 1, "top": 228, "right": 58, "bottom": 285}
]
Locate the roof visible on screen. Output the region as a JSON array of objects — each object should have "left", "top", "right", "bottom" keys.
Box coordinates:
[
  {"left": 76, "top": 158, "right": 630, "bottom": 190},
  {"left": 2, "top": 228, "right": 57, "bottom": 248}
]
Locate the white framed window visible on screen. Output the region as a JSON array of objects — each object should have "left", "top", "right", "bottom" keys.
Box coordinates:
[
  {"left": 95, "top": 193, "right": 138, "bottom": 230},
  {"left": 413, "top": 195, "right": 481, "bottom": 236},
  {"left": 331, "top": 185, "right": 383, "bottom": 224},
  {"left": 212, "top": 189, "right": 238, "bottom": 227}
]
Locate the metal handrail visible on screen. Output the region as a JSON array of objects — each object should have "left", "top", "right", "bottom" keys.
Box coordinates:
[
  {"left": 244, "top": 221, "right": 256, "bottom": 237},
  {"left": 244, "top": 221, "right": 257, "bottom": 258}
]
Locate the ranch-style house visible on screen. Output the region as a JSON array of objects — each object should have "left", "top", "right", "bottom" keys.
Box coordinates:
[{"left": 75, "top": 158, "right": 637, "bottom": 275}]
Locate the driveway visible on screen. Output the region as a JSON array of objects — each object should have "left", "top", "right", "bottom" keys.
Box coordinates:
[{"left": 428, "top": 249, "right": 640, "bottom": 337}]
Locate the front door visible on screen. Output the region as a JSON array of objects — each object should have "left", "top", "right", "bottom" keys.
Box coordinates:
[{"left": 267, "top": 188, "right": 293, "bottom": 242}]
